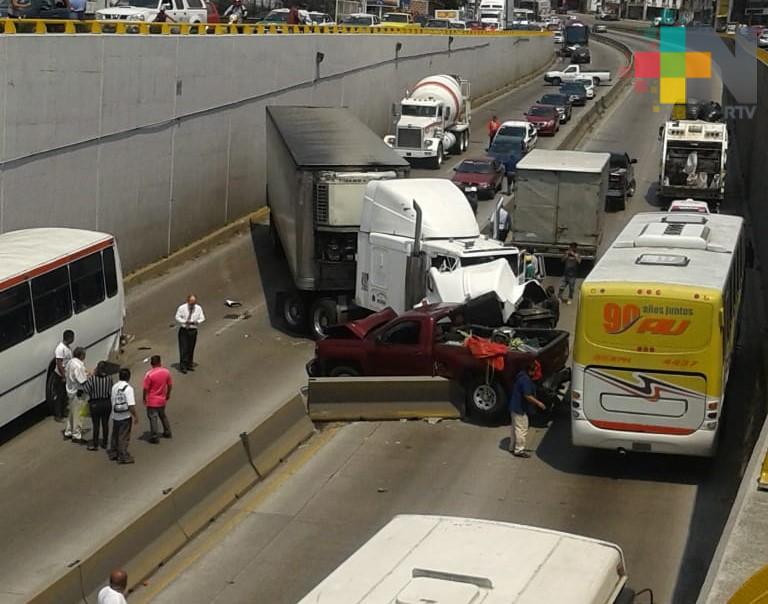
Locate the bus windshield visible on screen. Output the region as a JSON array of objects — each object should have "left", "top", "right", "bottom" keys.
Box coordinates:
[{"left": 582, "top": 295, "right": 713, "bottom": 352}]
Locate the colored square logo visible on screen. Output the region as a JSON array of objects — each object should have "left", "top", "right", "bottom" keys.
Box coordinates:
[
  {"left": 661, "top": 53, "right": 686, "bottom": 78},
  {"left": 635, "top": 52, "right": 660, "bottom": 78},
  {"left": 660, "top": 77, "right": 686, "bottom": 104},
  {"left": 686, "top": 52, "right": 711, "bottom": 78}
]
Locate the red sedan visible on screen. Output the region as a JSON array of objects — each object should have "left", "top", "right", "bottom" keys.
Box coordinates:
[
  {"left": 525, "top": 104, "right": 560, "bottom": 136},
  {"left": 451, "top": 158, "right": 505, "bottom": 199}
]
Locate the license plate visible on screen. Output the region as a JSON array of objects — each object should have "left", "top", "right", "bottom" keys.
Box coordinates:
[{"left": 631, "top": 442, "right": 651, "bottom": 452}]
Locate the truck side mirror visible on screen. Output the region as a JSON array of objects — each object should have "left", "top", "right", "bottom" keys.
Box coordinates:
[{"left": 631, "top": 158, "right": 638, "bottom": 164}]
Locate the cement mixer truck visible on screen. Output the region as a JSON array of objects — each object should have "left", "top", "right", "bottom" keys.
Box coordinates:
[{"left": 384, "top": 74, "right": 471, "bottom": 169}]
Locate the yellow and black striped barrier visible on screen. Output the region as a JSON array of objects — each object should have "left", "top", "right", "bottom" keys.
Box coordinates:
[{"left": 0, "top": 18, "right": 553, "bottom": 36}]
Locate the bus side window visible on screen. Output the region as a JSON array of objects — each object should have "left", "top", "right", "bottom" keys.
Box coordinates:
[
  {"left": 31, "top": 267, "right": 72, "bottom": 332},
  {"left": 0, "top": 284, "right": 34, "bottom": 353},
  {"left": 70, "top": 252, "right": 105, "bottom": 313},
  {"left": 103, "top": 247, "right": 118, "bottom": 298}
]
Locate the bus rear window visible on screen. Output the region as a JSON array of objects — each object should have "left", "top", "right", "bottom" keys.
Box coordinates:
[{"left": 582, "top": 297, "right": 713, "bottom": 351}]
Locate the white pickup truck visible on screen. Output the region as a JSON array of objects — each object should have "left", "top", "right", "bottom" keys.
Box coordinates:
[{"left": 544, "top": 64, "right": 612, "bottom": 86}]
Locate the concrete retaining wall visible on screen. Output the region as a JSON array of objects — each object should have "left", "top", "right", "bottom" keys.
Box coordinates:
[{"left": 0, "top": 32, "right": 553, "bottom": 272}]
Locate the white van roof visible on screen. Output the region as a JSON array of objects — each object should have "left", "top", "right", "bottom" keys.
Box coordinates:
[{"left": 297, "top": 515, "right": 628, "bottom": 604}]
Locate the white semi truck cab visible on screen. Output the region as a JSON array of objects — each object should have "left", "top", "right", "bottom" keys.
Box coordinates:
[{"left": 384, "top": 74, "right": 472, "bottom": 170}]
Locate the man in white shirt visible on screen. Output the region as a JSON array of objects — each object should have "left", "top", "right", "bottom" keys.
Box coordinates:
[
  {"left": 63, "top": 347, "right": 89, "bottom": 443},
  {"left": 175, "top": 294, "right": 206, "bottom": 374},
  {"left": 108, "top": 368, "right": 138, "bottom": 464},
  {"left": 97, "top": 569, "right": 128, "bottom": 604},
  {"left": 52, "top": 329, "right": 75, "bottom": 421}
]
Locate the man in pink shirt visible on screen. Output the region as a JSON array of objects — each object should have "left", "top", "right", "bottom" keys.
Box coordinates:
[{"left": 143, "top": 355, "right": 173, "bottom": 444}]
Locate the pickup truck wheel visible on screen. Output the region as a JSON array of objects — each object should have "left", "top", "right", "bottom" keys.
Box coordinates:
[
  {"left": 465, "top": 378, "right": 507, "bottom": 422},
  {"left": 329, "top": 365, "right": 360, "bottom": 377},
  {"left": 552, "top": 77, "right": 561, "bottom": 86},
  {"left": 311, "top": 298, "right": 338, "bottom": 339}
]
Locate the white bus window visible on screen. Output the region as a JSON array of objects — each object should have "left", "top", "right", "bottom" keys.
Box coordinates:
[
  {"left": 103, "top": 247, "right": 118, "bottom": 298},
  {"left": 31, "top": 267, "right": 72, "bottom": 332},
  {"left": 0, "top": 284, "right": 35, "bottom": 352},
  {"left": 71, "top": 252, "right": 105, "bottom": 313}
]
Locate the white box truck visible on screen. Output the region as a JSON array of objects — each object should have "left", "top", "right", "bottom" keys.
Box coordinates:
[{"left": 510, "top": 149, "right": 610, "bottom": 260}]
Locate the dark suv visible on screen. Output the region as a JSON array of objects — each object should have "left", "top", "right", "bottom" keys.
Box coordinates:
[
  {"left": 606, "top": 152, "right": 638, "bottom": 211},
  {"left": 559, "top": 82, "right": 588, "bottom": 106},
  {"left": 571, "top": 46, "right": 591, "bottom": 64},
  {"left": 538, "top": 93, "right": 573, "bottom": 123}
]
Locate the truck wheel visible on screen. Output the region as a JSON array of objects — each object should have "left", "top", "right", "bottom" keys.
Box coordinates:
[
  {"left": 462, "top": 131, "right": 469, "bottom": 153},
  {"left": 430, "top": 144, "right": 444, "bottom": 169},
  {"left": 465, "top": 377, "right": 507, "bottom": 422},
  {"left": 311, "top": 298, "right": 338, "bottom": 339},
  {"left": 552, "top": 77, "right": 561, "bottom": 86},
  {"left": 329, "top": 365, "right": 360, "bottom": 377},
  {"left": 281, "top": 292, "right": 307, "bottom": 332}
]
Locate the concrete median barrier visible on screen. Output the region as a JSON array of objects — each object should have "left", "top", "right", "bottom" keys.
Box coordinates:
[
  {"left": 307, "top": 377, "right": 464, "bottom": 421},
  {"left": 27, "top": 394, "right": 313, "bottom": 604}
]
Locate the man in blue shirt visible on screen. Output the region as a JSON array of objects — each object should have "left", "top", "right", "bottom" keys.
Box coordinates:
[
  {"left": 68, "top": 0, "right": 86, "bottom": 20},
  {"left": 508, "top": 364, "right": 547, "bottom": 458}
]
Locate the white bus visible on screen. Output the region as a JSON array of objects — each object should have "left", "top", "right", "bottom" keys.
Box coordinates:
[
  {"left": 0, "top": 228, "right": 124, "bottom": 427},
  {"left": 297, "top": 515, "right": 637, "bottom": 603}
]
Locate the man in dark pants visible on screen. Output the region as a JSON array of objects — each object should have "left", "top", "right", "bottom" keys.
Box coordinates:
[
  {"left": 83, "top": 361, "right": 114, "bottom": 451},
  {"left": 143, "top": 355, "right": 173, "bottom": 444},
  {"left": 109, "top": 368, "right": 137, "bottom": 464},
  {"left": 52, "top": 329, "right": 75, "bottom": 421},
  {"left": 175, "top": 294, "right": 206, "bottom": 374}
]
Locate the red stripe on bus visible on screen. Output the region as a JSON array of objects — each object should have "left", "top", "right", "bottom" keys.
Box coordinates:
[
  {"left": 0, "top": 238, "right": 114, "bottom": 292},
  {"left": 590, "top": 420, "right": 696, "bottom": 436}
]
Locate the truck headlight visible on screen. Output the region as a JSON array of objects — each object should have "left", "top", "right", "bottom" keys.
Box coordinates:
[{"left": 424, "top": 140, "right": 434, "bottom": 149}]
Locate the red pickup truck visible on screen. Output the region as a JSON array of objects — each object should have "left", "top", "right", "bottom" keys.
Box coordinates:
[{"left": 307, "top": 304, "right": 570, "bottom": 421}]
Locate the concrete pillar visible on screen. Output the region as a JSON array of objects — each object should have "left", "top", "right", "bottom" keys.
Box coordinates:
[{"left": 642, "top": 0, "right": 648, "bottom": 18}]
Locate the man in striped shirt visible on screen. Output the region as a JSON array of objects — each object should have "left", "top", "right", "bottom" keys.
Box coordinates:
[{"left": 83, "top": 362, "right": 114, "bottom": 451}]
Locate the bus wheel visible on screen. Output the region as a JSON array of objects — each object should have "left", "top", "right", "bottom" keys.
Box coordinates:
[{"left": 465, "top": 377, "right": 506, "bottom": 422}]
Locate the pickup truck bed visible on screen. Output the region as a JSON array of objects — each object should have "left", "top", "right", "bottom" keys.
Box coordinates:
[{"left": 308, "top": 303, "right": 570, "bottom": 421}]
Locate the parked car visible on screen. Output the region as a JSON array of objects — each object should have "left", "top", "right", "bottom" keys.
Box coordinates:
[
  {"left": 592, "top": 23, "right": 607, "bottom": 32},
  {"left": 759, "top": 30, "right": 768, "bottom": 47},
  {"left": 381, "top": 12, "right": 415, "bottom": 26},
  {"left": 487, "top": 136, "right": 525, "bottom": 176},
  {"left": 571, "top": 45, "right": 591, "bottom": 64},
  {"left": 466, "top": 20, "right": 484, "bottom": 30},
  {"left": 559, "top": 82, "right": 588, "bottom": 106},
  {"left": 308, "top": 11, "right": 335, "bottom": 25},
  {"left": 449, "top": 20, "right": 467, "bottom": 29},
  {"left": 573, "top": 76, "right": 595, "bottom": 99},
  {"left": 538, "top": 93, "right": 573, "bottom": 123},
  {"left": 8, "top": 0, "right": 68, "bottom": 18},
  {"left": 605, "top": 151, "right": 637, "bottom": 211},
  {"left": 307, "top": 304, "right": 570, "bottom": 421},
  {"left": 424, "top": 18, "right": 451, "bottom": 28},
  {"left": 451, "top": 158, "right": 505, "bottom": 198},
  {"left": 525, "top": 105, "right": 560, "bottom": 135},
  {"left": 341, "top": 13, "right": 380, "bottom": 26},
  {"left": 494, "top": 120, "right": 538, "bottom": 152},
  {"left": 255, "top": 7, "right": 310, "bottom": 26},
  {"left": 726, "top": 22, "right": 738, "bottom": 34},
  {"left": 98, "top": 0, "right": 208, "bottom": 23}
]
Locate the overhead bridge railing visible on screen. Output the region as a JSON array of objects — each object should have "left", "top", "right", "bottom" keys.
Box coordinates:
[{"left": 0, "top": 18, "right": 553, "bottom": 36}]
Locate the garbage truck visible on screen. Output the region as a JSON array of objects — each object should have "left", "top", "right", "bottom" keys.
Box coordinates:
[
  {"left": 384, "top": 74, "right": 472, "bottom": 169},
  {"left": 658, "top": 119, "right": 728, "bottom": 210}
]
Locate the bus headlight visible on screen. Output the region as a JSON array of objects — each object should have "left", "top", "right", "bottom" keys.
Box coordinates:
[{"left": 704, "top": 420, "right": 718, "bottom": 430}]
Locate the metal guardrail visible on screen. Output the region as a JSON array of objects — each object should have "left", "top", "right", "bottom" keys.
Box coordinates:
[{"left": 0, "top": 18, "right": 553, "bottom": 36}]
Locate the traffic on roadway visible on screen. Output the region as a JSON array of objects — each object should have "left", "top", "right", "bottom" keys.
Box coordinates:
[{"left": 0, "top": 11, "right": 765, "bottom": 604}]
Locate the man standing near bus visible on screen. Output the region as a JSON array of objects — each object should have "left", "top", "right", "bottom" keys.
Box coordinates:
[
  {"left": 64, "top": 347, "right": 89, "bottom": 443},
  {"left": 143, "top": 355, "right": 173, "bottom": 444},
  {"left": 508, "top": 364, "right": 547, "bottom": 458},
  {"left": 558, "top": 242, "right": 581, "bottom": 304},
  {"left": 109, "top": 368, "right": 137, "bottom": 464},
  {"left": 175, "top": 294, "right": 205, "bottom": 374},
  {"left": 53, "top": 329, "right": 75, "bottom": 422}
]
